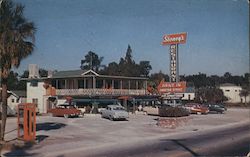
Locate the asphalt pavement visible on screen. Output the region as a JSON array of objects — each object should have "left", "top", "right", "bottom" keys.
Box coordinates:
[
  {"left": 71, "top": 122, "right": 250, "bottom": 157},
  {"left": 2, "top": 108, "right": 250, "bottom": 157}
]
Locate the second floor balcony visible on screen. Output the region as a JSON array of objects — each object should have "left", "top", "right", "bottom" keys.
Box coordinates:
[
  {"left": 44, "top": 69, "right": 149, "bottom": 97},
  {"left": 56, "top": 88, "right": 147, "bottom": 96}
]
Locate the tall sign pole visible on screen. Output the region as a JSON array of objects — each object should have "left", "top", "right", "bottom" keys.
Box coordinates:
[
  {"left": 162, "top": 32, "right": 187, "bottom": 83},
  {"left": 160, "top": 33, "right": 187, "bottom": 105},
  {"left": 169, "top": 44, "right": 178, "bottom": 82}
]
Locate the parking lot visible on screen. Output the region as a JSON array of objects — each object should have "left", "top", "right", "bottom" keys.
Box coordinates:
[{"left": 3, "top": 108, "right": 250, "bottom": 157}]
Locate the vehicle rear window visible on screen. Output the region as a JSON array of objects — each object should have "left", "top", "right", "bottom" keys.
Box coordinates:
[{"left": 113, "top": 107, "right": 125, "bottom": 111}]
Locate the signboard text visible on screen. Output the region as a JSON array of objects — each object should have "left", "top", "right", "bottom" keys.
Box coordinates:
[{"left": 162, "top": 32, "right": 187, "bottom": 45}]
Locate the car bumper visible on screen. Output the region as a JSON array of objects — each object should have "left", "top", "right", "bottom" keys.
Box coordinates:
[{"left": 113, "top": 115, "right": 129, "bottom": 119}]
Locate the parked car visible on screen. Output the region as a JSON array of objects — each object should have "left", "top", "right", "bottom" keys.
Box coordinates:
[
  {"left": 101, "top": 105, "right": 129, "bottom": 121},
  {"left": 143, "top": 105, "right": 159, "bottom": 115},
  {"left": 184, "top": 103, "right": 209, "bottom": 114},
  {"left": 98, "top": 107, "right": 106, "bottom": 114},
  {"left": 143, "top": 104, "right": 171, "bottom": 116},
  {"left": 204, "top": 103, "right": 227, "bottom": 114},
  {"left": 48, "top": 104, "right": 82, "bottom": 118}
]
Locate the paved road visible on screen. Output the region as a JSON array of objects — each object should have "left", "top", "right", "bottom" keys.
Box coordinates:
[
  {"left": 81, "top": 123, "right": 250, "bottom": 157},
  {"left": 2, "top": 109, "right": 250, "bottom": 157}
]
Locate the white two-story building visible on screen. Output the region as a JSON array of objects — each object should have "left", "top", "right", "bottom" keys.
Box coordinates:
[{"left": 24, "top": 65, "right": 150, "bottom": 113}]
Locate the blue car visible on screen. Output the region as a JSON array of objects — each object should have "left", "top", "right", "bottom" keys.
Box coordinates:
[{"left": 205, "top": 103, "right": 227, "bottom": 114}]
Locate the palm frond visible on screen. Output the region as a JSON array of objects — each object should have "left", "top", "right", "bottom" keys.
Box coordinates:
[{"left": 0, "top": 0, "right": 36, "bottom": 70}]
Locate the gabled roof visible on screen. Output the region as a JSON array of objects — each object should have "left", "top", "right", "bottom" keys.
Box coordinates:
[
  {"left": 50, "top": 69, "right": 148, "bottom": 80},
  {"left": 11, "top": 90, "right": 27, "bottom": 97},
  {"left": 52, "top": 70, "right": 87, "bottom": 78},
  {"left": 52, "top": 69, "right": 100, "bottom": 78},
  {"left": 81, "top": 70, "right": 99, "bottom": 76},
  {"left": 0, "top": 89, "right": 26, "bottom": 98}
]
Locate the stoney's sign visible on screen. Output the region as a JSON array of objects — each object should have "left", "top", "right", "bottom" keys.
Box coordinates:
[
  {"left": 158, "top": 80, "right": 186, "bottom": 94},
  {"left": 162, "top": 32, "right": 187, "bottom": 45}
]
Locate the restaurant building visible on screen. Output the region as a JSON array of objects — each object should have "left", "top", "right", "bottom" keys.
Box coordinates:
[{"left": 24, "top": 65, "right": 150, "bottom": 113}]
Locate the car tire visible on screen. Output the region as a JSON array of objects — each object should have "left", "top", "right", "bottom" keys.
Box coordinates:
[
  {"left": 64, "top": 114, "right": 69, "bottom": 118},
  {"left": 109, "top": 115, "right": 114, "bottom": 121}
]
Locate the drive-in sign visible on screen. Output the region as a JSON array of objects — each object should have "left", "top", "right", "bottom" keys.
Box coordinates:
[
  {"left": 157, "top": 80, "right": 186, "bottom": 94},
  {"left": 162, "top": 32, "right": 187, "bottom": 45}
]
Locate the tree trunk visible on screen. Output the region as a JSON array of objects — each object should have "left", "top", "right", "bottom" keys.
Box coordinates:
[{"left": 0, "top": 79, "right": 7, "bottom": 141}]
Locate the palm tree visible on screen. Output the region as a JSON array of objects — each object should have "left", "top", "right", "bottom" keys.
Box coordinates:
[{"left": 0, "top": 0, "right": 36, "bottom": 141}]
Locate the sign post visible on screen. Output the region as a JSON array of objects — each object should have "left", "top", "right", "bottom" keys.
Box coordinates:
[
  {"left": 161, "top": 32, "right": 187, "bottom": 105},
  {"left": 162, "top": 32, "right": 187, "bottom": 83}
]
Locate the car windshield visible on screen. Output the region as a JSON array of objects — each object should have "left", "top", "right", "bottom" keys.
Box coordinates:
[
  {"left": 113, "top": 107, "right": 125, "bottom": 111},
  {"left": 58, "top": 105, "right": 75, "bottom": 109}
]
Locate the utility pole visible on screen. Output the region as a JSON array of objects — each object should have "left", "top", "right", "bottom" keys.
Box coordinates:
[{"left": 90, "top": 52, "right": 93, "bottom": 70}]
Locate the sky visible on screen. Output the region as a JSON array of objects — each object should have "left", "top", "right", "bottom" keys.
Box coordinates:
[{"left": 14, "top": 0, "right": 249, "bottom": 76}]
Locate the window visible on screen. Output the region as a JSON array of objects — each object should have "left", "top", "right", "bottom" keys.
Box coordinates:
[
  {"left": 12, "top": 99, "right": 15, "bottom": 103},
  {"left": 58, "top": 80, "right": 66, "bottom": 89},
  {"left": 225, "top": 90, "right": 230, "bottom": 92},
  {"left": 30, "top": 80, "right": 38, "bottom": 87},
  {"left": 32, "top": 98, "right": 38, "bottom": 105},
  {"left": 78, "top": 80, "right": 84, "bottom": 89},
  {"left": 51, "top": 80, "right": 57, "bottom": 88}
]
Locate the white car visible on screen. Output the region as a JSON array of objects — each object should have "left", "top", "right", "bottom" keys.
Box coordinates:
[
  {"left": 143, "top": 106, "right": 160, "bottom": 115},
  {"left": 101, "top": 105, "right": 129, "bottom": 121},
  {"left": 143, "top": 104, "right": 171, "bottom": 116}
]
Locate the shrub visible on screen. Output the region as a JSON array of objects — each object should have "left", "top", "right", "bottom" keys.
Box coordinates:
[
  {"left": 159, "top": 106, "right": 189, "bottom": 117},
  {"left": 85, "top": 105, "right": 92, "bottom": 113}
]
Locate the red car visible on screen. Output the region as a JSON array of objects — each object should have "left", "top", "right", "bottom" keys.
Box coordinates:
[
  {"left": 184, "top": 103, "right": 209, "bottom": 114},
  {"left": 48, "top": 104, "right": 82, "bottom": 118}
]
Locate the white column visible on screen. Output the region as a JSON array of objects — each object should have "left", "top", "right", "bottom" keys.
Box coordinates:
[
  {"left": 120, "top": 80, "right": 123, "bottom": 89},
  {"left": 112, "top": 80, "right": 114, "bottom": 89},
  {"left": 103, "top": 79, "right": 106, "bottom": 88},
  {"left": 56, "top": 80, "right": 58, "bottom": 89},
  {"left": 93, "top": 77, "right": 96, "bottom": 89},
  {"left": 65, "top": 80, "right": 67, "bottom": 89}
]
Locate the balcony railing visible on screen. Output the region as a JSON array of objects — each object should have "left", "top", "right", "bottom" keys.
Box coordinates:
[{"left": 56, "top": 88, "right": 147, "bottom": 96}]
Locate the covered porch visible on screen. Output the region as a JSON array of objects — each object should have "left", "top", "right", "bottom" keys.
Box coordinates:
[{"left": 49, "top": 70, "right": 148, "bottom": 96}]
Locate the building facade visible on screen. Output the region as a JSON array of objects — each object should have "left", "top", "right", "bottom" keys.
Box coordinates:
[
  {"left": 220, "top": 83, "right": 250, "bottom": 103},
  {"left": 0, "top": 89, "right": 27, "bottom": 115},
  {"left": 25, "top": 69, "right": 149, "bottom": 113}
]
